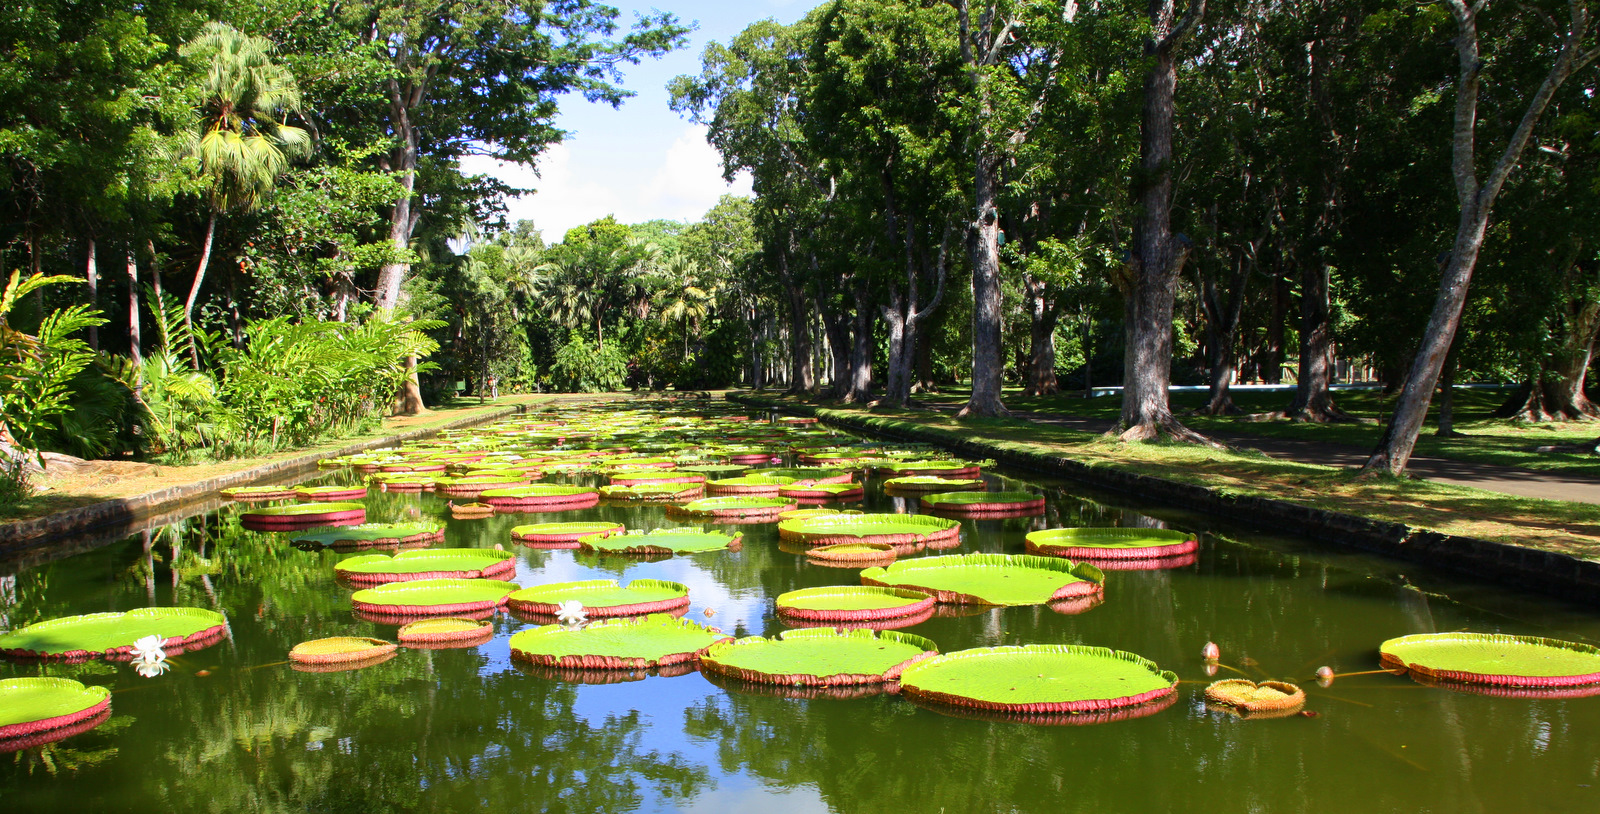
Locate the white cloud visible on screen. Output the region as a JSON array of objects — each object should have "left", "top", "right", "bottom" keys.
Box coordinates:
[{"left": 461, "top": 125, "right": 752, "bottom": 242}]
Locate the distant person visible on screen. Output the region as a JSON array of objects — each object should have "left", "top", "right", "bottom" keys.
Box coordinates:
[{"left": 489, "top": 375, "right": 499, "bottom": 399}]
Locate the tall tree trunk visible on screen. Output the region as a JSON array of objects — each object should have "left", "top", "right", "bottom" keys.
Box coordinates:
[
  {"left": 84, "top": 237, "right": 98, "bottom": 351},
  {"left": 1366, "top": 0, "right": 1595, "bottom": 475},
  {"left": 185, "top": 212, "right": 216, "bottom": 368},
  {"left": 819, "top": 299, "right": 852, "bottom": 400},
  {"left": 1261, "top": 270, "right": 1289, "bottom": 383},
  {"left": 1496, "top": 256, "right": 1600, "bottom": 421},
  {"left": 844, "top": 278, "right": 875, "bottom": 403},
  {"left": 960, "top": 151, "right": 1008, "bottom": 417},
  {"left": 882, "top": 286, "right": 909, "bottom": 404},
  {"left": 1118, "top": 0, "right": 1208, "bottom": 442},
  {"left": 1023, "top": 277, "right": 1061, "bottom": 396},
  {"left": 126, "top": 247, "right": 142, "bottom": 368},
  {"left": 1287, "top": 261, "right": 1350, "bottom": 420},
  {"left": 376, "top": 87, "right": 426, "bottom": 415},
  {"left": 778, "top": 251, "right": 815, "bottom": 393},
  {"left": 1196, "top": 253, "right": 1250, "bottom": 415}
]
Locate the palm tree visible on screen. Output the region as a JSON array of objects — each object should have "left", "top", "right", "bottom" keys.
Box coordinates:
[
  {"left": 179, "top": 22, "right": 311, "bottom": 364},
  {"left": 654, "top": 254, "right": 715, "bottom": 364}
]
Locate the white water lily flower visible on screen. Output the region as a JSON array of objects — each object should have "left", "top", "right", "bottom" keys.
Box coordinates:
[
  {"left": 555, "top": 600, "right": 587, "bottom": 628},
  {"left": 130, "top": 634, "right": 167, "bottom": 663},
  {"left": 133, "top": 658, "right": 170, "bottom": 678}
]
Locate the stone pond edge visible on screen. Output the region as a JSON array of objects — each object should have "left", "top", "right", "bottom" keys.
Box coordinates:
[
  {"left": 728, "top": 392, "right": 1600, "bottom": 606},
  {"left": 0, "top": 402, "right": 538, "bottom": 553}
]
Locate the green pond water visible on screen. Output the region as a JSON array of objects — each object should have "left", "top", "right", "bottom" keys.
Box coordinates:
[{"left": 2, "top": 442, "right": 1599, "bottom": 813}]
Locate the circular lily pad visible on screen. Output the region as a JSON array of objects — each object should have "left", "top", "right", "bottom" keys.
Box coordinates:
[
  {"left": 1204, "top": 679, "right": 1306, "bottom": 717},
  {"left": 609, "top": 470, "right": 706, "bottom": 486},
  {"left": 508, "top": 614, "right": 732, "bottom": 669},
  {"left": 241, "top": 502, "right": 367, "bottom": 528},
  {"left": 288, "top": 523, "right": 445, "bottom": 549},
  {"left": 776, "top": 586, "right": 934, "bottom": 623},
  {"left": 860, "top": 553, "right": 1104, "bottom": 606},
  {"left": 749, "top": 467, "right": 853, "bottom": 484},
  {"left": 481, "top": 485, "right": 600, "bottom": 511},
  {"left": 779, "top": 482, "right": 865, "bottom": 500},
  {"left": 219, "top": 485, "right": 297, "bottom": 501},
  {"left": 294, "top": 484, "right": 369, "bottom": 501},
  {"left": 1379, "top": 632, "right": 1600, "bottom": 688},
  {"left": 578, "top": 529, "right": 742, "bottom": 557},
  {"left": 668, "top": 496, "right": 796, "bottom": 519},
  {"left": 778, "top": 507, "right": 844, "bottom": 521},
  {"left": 434, "top": 475, "right": 533, "bottom": 497},
  {"left": 779, "top": 513, "right": 961, "bottom": 548},
  {"left": 350, "top": 578, "right": 519, "bottom": 617},
  {"left": 920, "top": 491, "right": 1045, "bottom": 517},
  {"left": 448, "top": 501, "right": 496, "bottom": 518},
  {"left": 699, "top": 628, "right": 938, "bottom": 686},
  {"left": 0, "top": 607, "right": 229, "bottom": 661},
  {"left": 678, "top": 464, "right": 750, "bottom": 476},
  {"left": 508, "top": 579, "right": 691, "bottom": 618},
  {"left": 1025, "top": 527, "right": 1198, "bottom": 560},
  {"left": 334, "top": 548, "right": 517, "bottom": 585},
  {"left": 368, "top": 473, "right": 438, "bottom": 491},
  {"left": 705, "top": 475, "right": 794, "bottom": 495},
  {"left": 511, "top": 521, "right": 624, "bottom": 549},
  {"left": 882, "top": 476, "right": 986, "bottom": 493},
  {"left": 887, "top": 460, "right": 982, "bottom": 478},
  {"left": 899, "top": 645, "right": 1178, "bottom": 717},
  {"left": 397, "top": 617, "right": 494, "bottom": 648},
  {"left": 289, "top": 637, "right": 398, "bottom": 665},
  {"left": 804, "top": 542, "right": 899, "bottom": 567},
  {"left": 598, "top": 483, "right": 705, "bottom": 501},
  {"left": 0, "top": 678, "right": 112, "bottom": 742}
]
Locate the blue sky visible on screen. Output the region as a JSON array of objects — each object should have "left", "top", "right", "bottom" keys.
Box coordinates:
[{"left": 460, "top": 1, "right": 824, "bottom": 241}]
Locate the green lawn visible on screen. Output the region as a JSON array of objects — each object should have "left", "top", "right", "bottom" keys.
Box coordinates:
[{"left": 908, "top": 386, "right": 1600, "bottom": 478}]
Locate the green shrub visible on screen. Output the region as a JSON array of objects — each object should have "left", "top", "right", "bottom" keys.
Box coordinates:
[{"left": 550, "top": 336, "right": 627, "bottom": 392}]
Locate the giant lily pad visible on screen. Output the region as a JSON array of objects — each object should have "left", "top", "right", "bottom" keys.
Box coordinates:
[
  {"left": 882, "top": 476, "right": 985, "bottom": 493},
  {"left": 508, "top": 579, "right": 691, "bottom": 618},
  {"left": 668, "top": 496, "right": 796, "bottom": 519},
  {"left": 289, "top": 637, "right": 398, "bottom": 665},
  {"left": 779, "top": 513, "right": 960, "bottom": 547},
  {"left": 511, "top": 521, "right": 624, "bottom": 549},
  {"left": 920, "top": 491, "right": 1045, "bottom": 517},
  {"left": 334, "top": 548, "right": 517, "bottom": 585},
  {"left": 776, "top": 586, "right": 934, "bottom": 623},
  {"left": 705, "top": 475, "right": 794, "bottom": 495},
  {"left": 0, "top": 607, "right": 228, "bottom": 661},
  {"left": 1025, "top": 527, "right": 1198, "bottom": 560},
  {"left": 899, "top": 645, "right": 1178, "bottom": 717},
  {"left": 779, "top": 482, "right": 864, "bottom": 500},
  {"left": 397, "top": 617, "right": 494, "bottom": 648},
  {"left": 480, "top": 485, "right": 600, "bottom": 510},
  {"left": 1379, "top": 633, "right": 1600, "bottom": 688},
  {"left": 699, "top": 628, "right": 938, "bottom": 686},
  {"left": 598, "top": 483, "right": 704, "bottom": 502},
  {"left": 860, "top": 553, "right": 1103, "bottom": 606},
  {"left": 508, "top": 614, "right": 731, "bottom": 669},
  {"left": 578, "top": 529, "right": 742, "bottom": 557},
  {"left": 289, "top": 523, "right": 445, "bottom": 549},
  {"left": 219, "top": 485, "right": 297, "bottom": 501},
  {"left": 294, "top": 484, "right": 369, "bottom": 501},
  {"left": 0, "top": 678, "right": 112, "bottom": 742},
  {"left": 241, "top": 501, "right": 366, "bottom": 528},
  {"left": 350, "top": 578, "right": 519, "bottom": 617},
  {"left": 1204, "top": 679, "right": 1306, "bottom": 717}
]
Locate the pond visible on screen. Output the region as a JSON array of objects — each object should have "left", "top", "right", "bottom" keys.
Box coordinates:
[{"left": 2, "top": 406, "right": 1598, "bottom": 813}]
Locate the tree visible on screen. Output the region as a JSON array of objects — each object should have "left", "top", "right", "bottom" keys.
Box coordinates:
[
  {"left": 1116, "top": 0, "right": 1207, "bottom": 441},
  {"left": 179, "top": 21, "right": 311, "bottom": 363},
  {"left": 1365, "top": 0, "right": 1600, "bottom": 475}
]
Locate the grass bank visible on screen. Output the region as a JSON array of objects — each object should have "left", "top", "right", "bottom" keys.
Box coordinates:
[
  {"left": 734, "top": 392, "right": 1600, "bottom": 563},
  {"left": 5, "top": 393, "right": 609, "bottom": 525},
  {"left": 909, "top": 386, "right": 1600, "bottom": 479}
]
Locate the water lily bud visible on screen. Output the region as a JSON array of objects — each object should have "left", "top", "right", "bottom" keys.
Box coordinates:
[
  {"left": 1316, "top": 666, "right": 1335, "bottom": 687},
  {"left": 703, "top": 607, "right": 716, "bottom": 617},
  {"left": 1202, "top": 642, "right": 1220, "bottom": 662}
]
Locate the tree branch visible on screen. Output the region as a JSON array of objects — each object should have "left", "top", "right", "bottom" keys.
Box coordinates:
[{"left": 1157, "top": 0, "right": 1208, "bottom": 53}]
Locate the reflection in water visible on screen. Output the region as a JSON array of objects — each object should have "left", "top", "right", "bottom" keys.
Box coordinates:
[{"left": 0, "top": 456, "right": 1597, "bottom": 811}]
